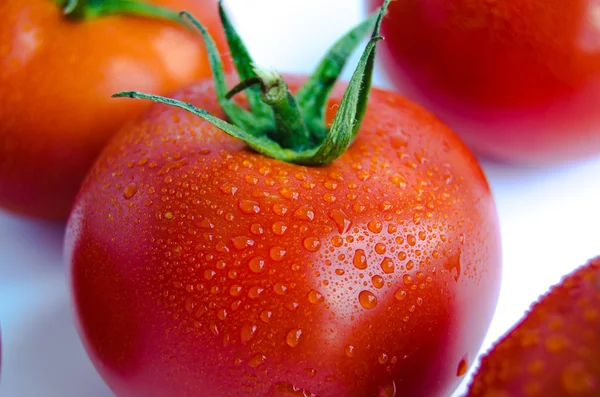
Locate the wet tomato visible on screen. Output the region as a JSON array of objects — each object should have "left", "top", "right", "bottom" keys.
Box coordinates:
[
  {"left": 65, "top": 4, "right": 501, "bottom": 396},
  {"left": 468, "top": 257, "right": 600, "bottom": 397},
  {"left": 368, "top": 0, "right": 600, "bottom": 165},
  {"left": 0, "top": 0, "right": 227, "bottom": 220}
]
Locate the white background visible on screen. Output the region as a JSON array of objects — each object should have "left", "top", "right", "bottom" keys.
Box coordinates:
[{"left": 1, "top": 0, "right": 600, "bottom": 396}]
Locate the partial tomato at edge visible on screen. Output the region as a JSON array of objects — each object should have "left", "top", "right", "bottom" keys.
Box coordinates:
[
  {"left": 65, "top": 75, "right": 502, "bottom": 397},
  {"left": 368, "top": 0, "right": 600, "bottom": 165},
  {"left": 0, "top": 0, "right": 228, "bottom": 220}
]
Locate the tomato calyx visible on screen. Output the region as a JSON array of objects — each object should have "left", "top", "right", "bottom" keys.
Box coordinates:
[
  {"left": 56, "top": 0, "right": 180, "bottom": 22},
  {"left": 113, "top": 0, "right": 392, "bottom": 166}
]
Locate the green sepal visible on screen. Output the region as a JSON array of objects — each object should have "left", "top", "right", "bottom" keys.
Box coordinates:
[
  {"left": 296, "top": 12, "right": 379, "bottom": 142},
  {"left": 59, "top": 0, "right": 180, "bottom": 22},
  {"left": 217, "top": 1, "right": 272, "bottom": 121},
  {"left": 179, "top": 11, "right": 266, "bottom": 135}
]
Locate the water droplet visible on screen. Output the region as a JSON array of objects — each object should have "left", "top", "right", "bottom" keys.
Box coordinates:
[
  {"left": 241, "top": 324, "right": 258, "bottom": 343},
  {"left": 270, "top": 246, "right": 287, "bottom": 261},
  {"left": 274, "top": 283, "right": 288, "bottom": 295},
  {"left": 445, "top": 250, "right": 462, "bottom": 282},
  {"left": 250, "top": 224, "right": 264, "bottom": 235},
  {"left": 375, "top": 243, "right": 387, "bottom": 255},
  {"left": 303, "top": 237, "right": 321, "bottom": 252},
  {"left": 368, "top": 220, "right": 383, "bottom": 233},
  {"left": 307, "top": 290, "right": 324, "bottom": 304},
  {"left": 209, "top": 322, "right": 219, "bottom": 336},
  {"left": 286, "top": 301, "right": 300, "bottom": 311},
  {"left": 380, "top": 258, "right": 395, "bottom": 274},
  {"left": 403, "top": 274, "right": 413, "bottom": 285},
  {"left": 335, "top": 268, "right": 345, "bottom": 276},
  {"left": 229, "top": 285, "right": 242, "bottom": 296},
  {"left": 286, "top": 328, "right": 303, "bottom": 348},
  {"left": 390, "top": 174, "right": 407, "bottom": 189},
  {"left": 456, "top": 356, "right": 468, "bottom": 377},
  {"left": 395, "top": 289, "right": 407, "bottom": 300},
  {"left": 331, "top": 235, "right": 344, "bottom": 247},
  {"left": 279, "top": 187, "right": 299, "bottom": 200},
  {"left": 372, "top": 275, "right": 384, "bottom": 289},
  {"left": 359, "top": 290, "right": 377, "bottom": 309},
  {"left": 219, "top": 183, "right": 238, "bottom": 195},
  {"left": 248, "top": 286, "right": 264, "bottom": 299},
  {"left": 122, "top": 182, "right": 138, "bottom": 199},
  {"left": 294, "top": 205, "right": 315, "bottom": 221},
  {"left": 197, "top": 218, "right": 214, "bottom": 229},
  {"left": 329, "top": 209, "right": 352, "bottom": 233},
  {"left": 204, "top": 269, "right": 216, "bottom": 280},
  {"left": 249, "top": 257, "right": 266, "bottom": 273},
  {"left": 353, "top": 249, "right": 368, "bottom": 270},
  {"left": 272, "top": 203, "right": 288, "bottom": 216},
  {"left": 164, "top": 212, "right": 174, "bottom": 220},
  {"left": 397, "top": 251, "right": 407, "bottom": 261},
  {"left": 378, "top": 353, "right": 389, "bottom": 364},
  {"left": 561, "top": 362, "right": 595, "bottom": 393},
  {"left": 248, "top": 354, "right": 266, "bottom": 368},
  {"left": 217, "top": 308, "right": 228, "bottom": 320},
  {"left": 239, "top": 199, "right": 261, "bottom": 214},
  {"left": 345, "top": 345, "right": 355, "bottom": 358},
  {"left": 272, "top": 222, "right": 288, "bottom": 235},
  {"left": 260, "top": 310, "right": 273, "bottom": 323},
  {"left": 407, "top": 234, "right": 416, "bottom": 246},
  {"left": 377, "top": 380, "right": 397, "bottom": 397},
  {"left": 545, "top": 335, "right": 567, "bottom": 353},
  {"left": 231, "top": 236, "right": 254, "bottom": 250}
]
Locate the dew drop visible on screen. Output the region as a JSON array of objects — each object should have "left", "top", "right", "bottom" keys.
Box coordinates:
[
  {"left": 260, "top": 310, "right": 273, "bottom": 324},
  {"left": 204, "top": 269, "right": 216, "bottom": 280},
  {"left": 229, "top": 285, "right": 242, "bottom": 297},
  {"left": 241, "top": 324, "right": 258, "bottom": 343},
  {"left": 378, "top": 353, "right": 389, "bottom": 364},
  {"left": 294, "top": 205, "right": 315, "bottom": 221},
  {"left": 380, "top": 257, "right": 395, "bottom": 274},
  {"left": 545, "top": 335, "right": 567, "bottom": 353},
  {"left": 378, "top": 380, "right": 397, "bottom": 397},
  {"left": 456, "top": 356, "right": 468, "bottom": 377},
  {"left": 372, "top": 275, "right": 384, "bottom": 289},
  {"left": 375, "top": 243, "right": 387, "bottom": 255},
  {"left": 217, "top": 308, "right": 228, "bottom": 320},
  {"left": 248, "top": 354, "right": 266, "bottom": 368},
  {"left": 272, "top": 222, "right": 288, "bottom": 235},
  {"left": 303, "top": 237, "right": 321, "bottom": 252},
  {"left": 345, "top": 345, "right": 355, "bottom": 358},
  {"left": 331, "top": 235, "right": 344, "bottom": 247},
  {"left": 407, "top": 234, "right": 416, "bottom": 246},
  {"left": 270, "top": 246, "right": 287, "bottom": 262},
  {"left": 308, "top": 290, "right": 324, "bottom": 304},
  {"left": 368, "top": 220, "right": 383, "bottom": 233},
  {"left": 231, "top": 236, "right": 254, "bottom": 250},
  {"left": 274, "top": 283, "right": 288, "bottom": 295},
  {"left": 335, "top": 268, "right": 345, "bottom": 276},
  {"left": 403, "top": 274, "right": 413, "bottom": 285},
  {"left": 239, "top": 199, "right": 261, "bottom": 214},
  {"left": 250, "top": 224, "right": 264, "bottom": 235},
  {"left": 353, "top": 249, "right": 368, "bottom": 270},
  {"left": 561, "top": 362, "right": 595, "bottom": 393},
  {"left": 329, "top": 209, "right": 352, "bottom": 234},
  {"left": 286, "top": 301, "right": 300, "bottom": 311},
  {"left": 395, "top": 289, "right": 407, "bottom": 301},
  {"left": 219, "top": 183, "right": 238, "bottom": 195},
  {"left": 359, "top": 290, "right": 377, "bottom": 310},
  {"left": 248, "top": 286, "right": 264, "bottom": 299},
  {"left": 122, "top": 182, "right": 138, "bottom": 199},
  {"left": 286, "top": 328, "right": 303, "bottom": 348},
  {"left": 249, "top": 257, "right": 266, "bottom": 274},
  {"left": 209, "top": 322, "right": 219, "bottom": 336}
]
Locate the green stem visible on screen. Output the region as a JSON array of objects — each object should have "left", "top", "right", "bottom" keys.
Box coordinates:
[{"left": 58, "top": 0, "right": 181, "bottom": 22}]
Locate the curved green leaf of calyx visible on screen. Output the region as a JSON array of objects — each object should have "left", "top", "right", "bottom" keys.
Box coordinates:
[
  {"left": 218, "top": 0, "right": 272, "bottom": 121},
  {"left": 60, "top": 0, "right": 181, "bottom": 22},
  {"left": 179, "top": 11, "right": 264, "bottom": 135},
  {"left": 112, "top": 91, "right": 300, "bottom": 161},
  {"left": 294, "top": 36, "right": 382, "bottom": 165},
  {"left": 296, "top": 12, "right": 379, "bottom": 142}
]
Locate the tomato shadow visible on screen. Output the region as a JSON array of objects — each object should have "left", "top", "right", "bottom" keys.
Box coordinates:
[
  {"left": 2, "top": 286, "right": 114, "bottom": 397},
  {"left": 0, "top": 209, "right": 66, "bottom": 279}
]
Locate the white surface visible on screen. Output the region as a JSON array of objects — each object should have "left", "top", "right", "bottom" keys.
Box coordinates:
[{"left": 1, "top": 1, "right": 600, "bottom": 396}]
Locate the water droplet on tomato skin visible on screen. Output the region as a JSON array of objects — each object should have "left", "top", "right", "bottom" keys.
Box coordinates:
[
  {"left": 378, "top": 380, "right": 397, "bottom": 397},
  {"left": 272, "top": 221, "right": 288, "bottom": 235},
  {"left": 329, "top": 209, "right": 352, "bottom": 234},
  {"left": 561, "top": 362, "right": 595, "bottom": 393},
  {"left": 456, "top": 355, "right": 469, "bottom": 377},
  {"left": 345, "top": 345, "right": 355, "bottom": 358},
  {"left": 359, "top": 290, "right": 377, "bottom": 309},
  {"left": 241, "top": 324, "right": 258, "bottom": 343},
  {"left": 249, "top": 257, "right": 266, "bottom": 274},
  {"left": 380, "top": 258, "right": 395, "bottom": 274},
  {"left": 368, "top": 220, "right": 383, "bottom": 233},
  {"left": 248, "top": 286, "right": 264, "bottom": 299},
  {"left": 239, "top": 199, "right": 261, "bottom": 214},
  {"left": 269, "top": 247, "right": 287, "bottom": 261},
  {"left": 303, "top": 237, "right": 321, "bottom": 252},
  {"left": 285, "top": 328, "right": 303, "bottom": 348},
  {"left": 307, "top": 290, "right": 324, "bottom": 304},
  {"left": 294, "top": 205, "right": 315, "bottom": 221},
  {"left": 248, "top": 354, "right": 266, "bottom": 368},
  {"left": 122, "top": 182, "right": 138, "bottom": 199},
  {"left": 372, "top": 275, "right": 384, "bottom": 289},
  {"left": 353, "top": 249, "right": 368, "bottom": 270},
  {"left": 260, "top": 310, "right": 273, "bottom": 323}
]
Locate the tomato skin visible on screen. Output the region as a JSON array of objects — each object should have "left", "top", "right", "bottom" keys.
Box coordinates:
[
  {"left": 368, "top": 0, "right": 600, "bottom": 165},
  {"left": 65, "top": 76, "right": 502, "bottom": 397},
  {"left": 467, "top": 257, "right": 600, "bottom": 397},
  {"left": 0, "top": 0, "right": 227, "bottom": 220}
]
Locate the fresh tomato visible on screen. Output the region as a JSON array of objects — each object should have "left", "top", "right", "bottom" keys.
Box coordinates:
[
  {"left": 65, "top": 3, "right": 501, "bottom": 396},
  {"left": 467, "top": 256, "right": 600, "bottom": 396},
  {"left": 368, "top": 0, "right": 600, "bottom": 165},
  {"left": 0, "top": 0, "right": 227, "bottom": 220}
]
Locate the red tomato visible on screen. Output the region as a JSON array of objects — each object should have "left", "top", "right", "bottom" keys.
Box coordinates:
[
  {"left": 368, "top": 0, "right": 600, "bottom": 164},
  {"left": 467, "top": 256, "right": 600, "bottom": 396},
  {"left": 65, "top": 74, "right": 501, "bottom": 396},
  {"left": 0, "top": 0, "right": 227, "bottom": 220}
]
